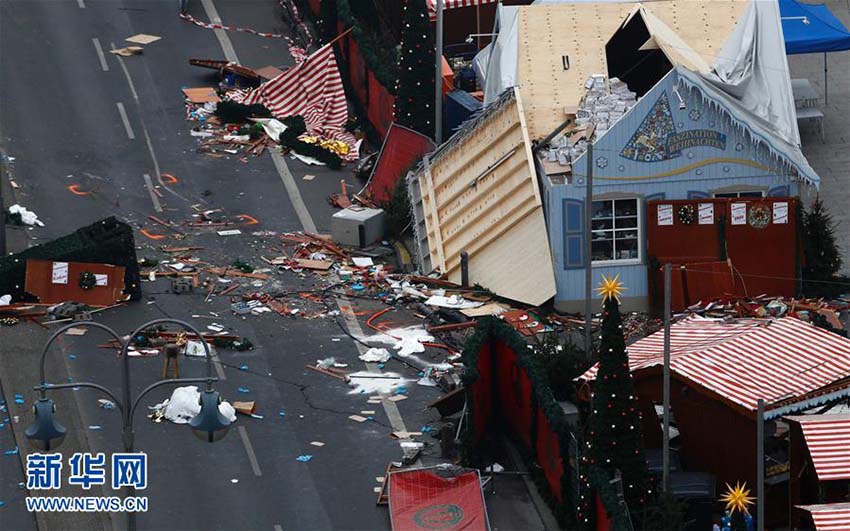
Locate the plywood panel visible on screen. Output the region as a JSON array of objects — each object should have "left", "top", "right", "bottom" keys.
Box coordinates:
[
  {"left": 419, "top": 88, "right": 556, "bottom": 306},
  {"left": 515, "top": 0, "right": 749, "bottom": 140}
]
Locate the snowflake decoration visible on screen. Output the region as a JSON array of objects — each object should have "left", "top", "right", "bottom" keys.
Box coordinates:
[
  {"left": 735, "top": 142, "right": 744, "bottom": 152},
  {"left": 618, "top": 165, "right": 625, "bottom": 172},
  {"left": 596, "top": 156, "right": 608, "bottom": 169},
  {"left": 696, "top": 169, "right": 704, "bottom": 176},
  {"left": 688, "top": 108, "right": 702, "bottom": 121},
  {"left": 687, "top": 152, "right": 694, "bottom": 159}
]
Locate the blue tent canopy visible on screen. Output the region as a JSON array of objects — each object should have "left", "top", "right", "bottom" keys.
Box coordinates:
[{"left": 780, "top": 0, "right": 850, "bottom": 54}]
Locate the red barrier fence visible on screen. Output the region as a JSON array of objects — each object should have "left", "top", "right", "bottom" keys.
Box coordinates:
[
  {"left": 647, "top": 197, "right": 798, "bottom": 311},
  {"left": 462, "top": 318, "right": 576, "bottom": 520}
]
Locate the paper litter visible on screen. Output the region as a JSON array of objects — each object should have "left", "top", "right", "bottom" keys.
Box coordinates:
[
  {"left": 424, "top": 295, "right": 484, "bottom": 310},
  {"left": 359, "top": 348, "right": 391, "bottom": 363},
  {"left": 347, "top": 371, "right": 409, "bottom": 395},
  {"left": 8, "top": 204, "right": 44, "bottom": 227}
]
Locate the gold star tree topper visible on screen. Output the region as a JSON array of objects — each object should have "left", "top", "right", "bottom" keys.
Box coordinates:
[
  {"left": 720, "top": 481, "right": 754, "bottom": 515},
  {"left": 596, "top": 274, "right": 626, "bottom": 303}
]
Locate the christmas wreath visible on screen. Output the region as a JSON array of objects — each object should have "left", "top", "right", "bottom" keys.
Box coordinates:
[
  {"left": 78, "top": 271, "right": 97, "bottom": 290},
  {"left": 747, "top": 204, "right": 771, "bottom": 229},
  {"left": 677, "top": 204, "right": 696, "bottom": 225}
]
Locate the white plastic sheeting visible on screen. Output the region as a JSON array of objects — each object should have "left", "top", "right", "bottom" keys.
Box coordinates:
[
  {"left": 697, "top": 0, "right": 801, "bottom": 149},
  {"left": 150, "top": 386, "right": 237, "bottom": 424}
]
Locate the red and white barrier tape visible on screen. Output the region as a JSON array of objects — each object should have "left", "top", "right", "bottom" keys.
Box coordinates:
[
  {"left": 179, "top": 2, "right": 315, "bottom": 49},
  {"left": 179, "top": 12, "right": 293, "bottom": 42}
]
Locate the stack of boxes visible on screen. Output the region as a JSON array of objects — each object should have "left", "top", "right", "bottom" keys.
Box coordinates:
[{"left": 543, "top": 75, "right": 638, "bottom": 169}]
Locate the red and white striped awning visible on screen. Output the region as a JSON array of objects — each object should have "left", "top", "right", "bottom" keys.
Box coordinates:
[
  {"left": 230, "top": 43, "right": 359, "bottom": 160},
  {"left": 578, "top": 316, "right": 850, "bottom": 414},
  {"left": 798, "top": 503, "right": 850, "bottom": 531},
  {"left": 789, "top": 414, "right": 850, "bottom": 480},
  {"left": 426, "top": 0, "right": 499, "bottom": 21}
]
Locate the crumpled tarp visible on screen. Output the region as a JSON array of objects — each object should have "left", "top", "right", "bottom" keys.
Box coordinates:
[
  {"left": 697, "top": 0, "right": 801, "bottom": 149},
  {"left": 150, "top": 385, "right": 237, "bottom": 424}
]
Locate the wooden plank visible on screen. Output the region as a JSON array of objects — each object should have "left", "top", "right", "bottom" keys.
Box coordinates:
[{"left": 421, "top": 155, "right": 446, "bottom": 271}]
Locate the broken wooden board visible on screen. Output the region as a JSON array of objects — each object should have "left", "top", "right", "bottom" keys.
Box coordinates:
[
  {"left": 254, "top": 65, "right": 285, "bottom": 80},
  {"left": 110, "top": 46, "right": 143, "bottom": 57},
  {"left": 126, "top": 33, "right": 161, "bottom": 45},
  {"left": 295, "top": 259, "right": 333, "bottom": 271},
  {"left": 182, "top": 87, "right": 220, "bottom": 104},
  {"left": 232, "top": 401, "right": 256, "bottom": 416},
  {"left": 417, "top": 87, "right": 556, "bottom": 306}
]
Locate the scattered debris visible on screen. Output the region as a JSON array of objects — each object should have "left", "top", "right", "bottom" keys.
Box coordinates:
[
  {"left": 125, "top": 34, "right": 161, "bottom": 45},
  {"left": 109, "top": 46, "right": 143, "bottom": 57},
  {"left": 148, "top": 386, "right": 236, "bottom": 424},
  {"left": 8, "top": 204, "right": 44, "bottom": 227}
]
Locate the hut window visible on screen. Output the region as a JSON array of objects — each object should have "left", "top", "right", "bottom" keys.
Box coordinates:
[
  {"left": 714, "top": 191, "right": 764, "bottom": 199},
  {"left": 591, "top": 198, "right": 640, "bottom": 263}
]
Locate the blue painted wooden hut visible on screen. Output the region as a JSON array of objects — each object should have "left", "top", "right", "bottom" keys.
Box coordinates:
[{"left": 543, "top": 67, "right": 820, "bottom": 311}]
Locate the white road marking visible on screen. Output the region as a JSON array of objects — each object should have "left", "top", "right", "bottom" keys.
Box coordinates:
[
  {"left": 77, "top": 0, "right": 85, "bottom": 8},
  {"left": 270, "top": 151, "right": 316, "bottom": 233},
  {"left": 200, "top": 0, "right": 240, "bottom": 63},
  {"left": 210, "top": 350, "right": 227, "bottom": 381},
  {"left": 112, "top": 42, "right": 190, "bottom": 205},
  {"left": 142, "top": 173, "right": 163, "bottom": 213},
  {"left": 237, "top": 426, "right": 263, "bottom": 477},
  {"left": 116, "top": 103, "right": 135, "bottom": 139},
  {"left": 92, "top": 38, "right": 109, "bottom": 71},
  {"left": 203, "top": 0, "right": 409, "bottom": 435}
]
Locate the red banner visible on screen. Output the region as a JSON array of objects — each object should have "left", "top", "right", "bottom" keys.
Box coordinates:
[{"left": 389, "top": 467, "right": 489, "bottom": 531}]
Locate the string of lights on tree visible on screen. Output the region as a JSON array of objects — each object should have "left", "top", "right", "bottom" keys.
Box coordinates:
[
  {"left": 577, "top": 274, "right": 652, "bottom": 526},
  {"left": 392, "top": 0, "right": 435, "bottom": 139}
]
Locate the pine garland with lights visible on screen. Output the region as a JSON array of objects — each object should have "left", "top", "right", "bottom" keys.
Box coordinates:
[
  {"left": 393, "top": 0, "right": 436, "bottom": 139},
  {"left": 579, "top": 275, "right": 650, "bottom": 525}
]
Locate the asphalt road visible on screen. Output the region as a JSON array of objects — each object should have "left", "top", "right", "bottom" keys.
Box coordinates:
[
  {"left": 0, "top": 2, "right": 548, "bottom": 530},
  {"left": 0, "top": 1, "right": 435, "bottom": 530}
]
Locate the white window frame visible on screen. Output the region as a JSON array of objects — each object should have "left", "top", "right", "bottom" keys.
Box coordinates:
[
  {"left": 712, "top": 190, "right": 765, "bottom": 199},
  {"left": 590, "top": 197, "right": 643, "bottom": 266}
]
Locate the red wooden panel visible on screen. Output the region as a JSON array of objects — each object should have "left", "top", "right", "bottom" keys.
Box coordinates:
[
  {"left": 368, "top": 71, "right": 394, "bottom": 138},
  {"left": 367, "top": 123, "right": 434, "bottom": 203},
  {"left": 25, "top": 259, "right": 127, "bottom": 306},
  {"left": 493, "top": 340, "right": 533, "bottom": 448},
  {"left": 536, "top": 407, "right": 564, "bottom": 502}
]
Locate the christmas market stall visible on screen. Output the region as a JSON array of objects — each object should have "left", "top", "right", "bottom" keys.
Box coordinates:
[
  {"left": 408, "top": 1, "right": 821, "bottom": 310},
  {"left": 785, "top": 414, "right": 850, "bottom": 528},
  {"left": 577, "top": 315, "right": 850, "bottom": 528},
  {"left": 796, "top": 502, "right": 850, "bottom": 531}
]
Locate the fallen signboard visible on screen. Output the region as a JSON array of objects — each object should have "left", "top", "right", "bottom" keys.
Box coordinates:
[{"left": 388, "top": 465, "right": 490, "bottom": 531}]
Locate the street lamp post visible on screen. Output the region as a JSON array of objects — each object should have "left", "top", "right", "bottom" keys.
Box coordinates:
[{"left": 25, "top": 318, "right": 231, "bottom": 531}]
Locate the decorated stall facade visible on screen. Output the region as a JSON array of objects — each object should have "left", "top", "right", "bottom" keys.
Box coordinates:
[
  {"left": 544, "top": 67, "right": 818, "bottom": 311},
  {"left": 578, "top": 315, "right": 850, "bottom": 527}
]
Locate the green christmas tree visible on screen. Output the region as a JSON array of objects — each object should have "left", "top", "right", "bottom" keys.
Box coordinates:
[
  {"left": 393, "top": 0, "right": 436, "bottom": 139},
  {"left": 583, "top": 275, "right": 650, "bottom": 516},
  {"left": 803, "top": 197, "right": 842, "bottom": 286}
]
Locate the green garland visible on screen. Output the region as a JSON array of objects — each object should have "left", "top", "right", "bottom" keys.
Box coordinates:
[
  {"left": 460, "top": 317, "right": 578, "bottom": 528},
  {"left": 334, "top": 0, "right": 399, "bottom": 93},
  {"left": 78, "top": 271, "right": 97, "bottom": 290}
]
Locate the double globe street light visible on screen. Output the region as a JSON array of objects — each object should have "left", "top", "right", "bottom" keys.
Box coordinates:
[{"left": 24, "top": 318, "right": 231, "bottom": 530}]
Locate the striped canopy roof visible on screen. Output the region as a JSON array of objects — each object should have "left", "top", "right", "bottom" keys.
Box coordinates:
[
  {"left": 787, "top": 414, "right": 850, "bottom": 481},
  {"left": 578, "top": 316, "right": 850, "bottom": 415},
  {"left": 798, "top": 503, "right": 850, "bottom": 531},
  {"left": 426, "top": 0, "right": 498, "bottom": 21}
]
